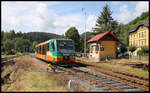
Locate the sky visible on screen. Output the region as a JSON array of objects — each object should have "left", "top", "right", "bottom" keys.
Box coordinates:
[{"left": 1, "top": 1, "right": 149, "bottom": 35}]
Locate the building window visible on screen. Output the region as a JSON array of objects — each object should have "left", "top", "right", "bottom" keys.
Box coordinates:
[
  {"left": 139, "top": 40, "right": 140, "bottom": 47},
  {"left": 101, "top": 45, "right": 104, "bottom": 51},
  {"left": 139, "top": 33, "right": 140, "bottom": 38},
  {"left": 142, "top": 32, "right": 143, "bottom": 37},
  {"left": 145, "top": 31, "right": 146, "bottom": 37}
]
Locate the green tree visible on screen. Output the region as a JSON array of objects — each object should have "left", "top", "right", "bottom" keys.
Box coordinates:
[
  {"left": 118, "top": 44, "right": 127, "bottom": 54},
  {"left": 65, "top": 27, "right": 80, "bottom": 52},
  {"left": 93, "top": 4, "right": 117, "bottom": 33},
  {"left": 137, "top": 50, "right": 143, "bottom": 56},
  {"left": 129, "top": 46, "right": 137, "bottom": 55},
  {"left": 60, "top": 34, "right": 66, "bottom": 39},
  {"left": 1, "top": 30, "right": 4, "bottom": 40},
  {"left": 3, "top": 39, "right": 15, "bottom": 54},
  {"left": 9, "top": 29, "right": 16, "bottom": 39},
  {"left": 14, "top": 37, "right": 31, "bottom": 53},
  {"left": 79, "top": 35, "right": 84, "bottom": 52},
  {"left": 1, "top": 31, "right": 4, "bottom": 52},
  {"left": 29, "top": 41, "right": 38, "bottom": 52},
  {"left": 141, "top": 46, "right": 149, "bottom": 55},
  {"left": 3, "top": 30, "right": 16, "bottom": 41},
  {"left": 140, "top": 11, "right": 149, "bottom": 20}
]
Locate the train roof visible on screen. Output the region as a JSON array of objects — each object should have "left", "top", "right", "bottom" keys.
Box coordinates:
[{"left": 36, "top": 39, "right": 73, "bottom": 47}]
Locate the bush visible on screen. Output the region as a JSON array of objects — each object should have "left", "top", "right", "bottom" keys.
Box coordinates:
[
  {"left": 141, "top": 46, "right": 149, "bottom": 55},
  {"left": 129, "top": 46, "right": 137, "bottom": 52},
  {"left": 137, "top": 50, "right": 143, "bottom": 56}
]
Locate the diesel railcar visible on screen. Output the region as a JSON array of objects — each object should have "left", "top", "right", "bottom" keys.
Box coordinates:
[{"left": 35, "top": 39, "right": 75, "bottom": 64}]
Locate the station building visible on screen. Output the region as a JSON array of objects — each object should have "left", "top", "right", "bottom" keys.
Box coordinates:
[
  {"left": 129, "top": 21, "right": 149, "bottom": 56},
  {"left": 88, "top": 31, "right": 120, "bottom": 62}
]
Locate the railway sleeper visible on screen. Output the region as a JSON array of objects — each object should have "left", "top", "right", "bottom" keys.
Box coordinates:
[
  {"left": 116, "top": 85, "right": 133, "bottom": 89},
  {"left": 77, "top": 60, "right": 149, "bottom": 80},
  {"left": 102, "top": 81, "right": 115, "bottom": 84},
  {"left": 57, "top": 66, "right": 123, "bottom": 92},
  {"left": 124, "top": 88, "right": 144, "bottom": 92},
  {"left": 93, "top": 68, "right": 149, "bottom": 86},
  {"left": 73, "top": 67, "right": 149, "bottom": 91}
]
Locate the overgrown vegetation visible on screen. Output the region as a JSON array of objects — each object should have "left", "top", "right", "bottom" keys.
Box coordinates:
[
  {"left": 2, "top": 56, "right": 69, "bottom": 92},
  {"left": 137, "top": 46, "right": 149, "bottom": 56},
  {"left": 129, "top": 46, "right": 137, "bottom": 54}
]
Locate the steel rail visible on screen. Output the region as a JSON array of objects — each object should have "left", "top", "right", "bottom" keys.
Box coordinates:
[
  {"left": 90, "top": 67, "right": 149, "bottom": 86},
  {"left": 57, "top": 66, "right": 123, "bottom": 92},
  {"left": 1, "top": 54, "right": 25, "bottom": 64},
  {"left": 76, "top": 59, "right": 149, "bottom": 80},
  {"left": 72, "top": 67, "right": 149, "bottom": 91}
]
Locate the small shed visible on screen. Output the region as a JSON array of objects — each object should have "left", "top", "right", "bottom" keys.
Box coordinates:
[{"left": 87, "top": 31, "right": 119, "bottom": 62}]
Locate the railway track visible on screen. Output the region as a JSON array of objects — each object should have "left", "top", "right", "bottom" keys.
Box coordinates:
[
  {"left": 29, "top": 55, "right": 149, "bottom": 92},
  {"left": 75, "top": 59, "right": 149, "bottom": 91},
  {"left": 1, "top": 54, "right": 25, "bottom": 65},
  {"left": 76, "top": 58, "right": 149, "bottom": 80},
  {"left": 56, "top": 65, "right": 148, "bottom": 92}
]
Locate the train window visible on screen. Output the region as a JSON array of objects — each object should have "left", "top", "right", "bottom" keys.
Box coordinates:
[
  {"left": 42, "top": 45, "right": 44, "bottom": 55},
  {"left": 57, "top": 40, "right": 74, "bottom": 50},
  {"left": 37, "top": 47, "right": 38, "bottom": 53},
  {"left": 41, "top": 46, "right": 43, "bottom": 54},
  {"left": 46, "top": 44, "right": 49, "bottom": 51},
  {"left": 38, "top": 47, "right": 40, "bottom": 54},
  {"left": 43, "top": 45, "right": 45, "bottom": 55},
  {"left": 44, "top": 45, "right": 46, "bottom": 55},
  {"left": 40, "top": 46, "right": 42, "bottom": 54},
  {"left": 39, "top": 46, "right": 41, "bottom": 54}
]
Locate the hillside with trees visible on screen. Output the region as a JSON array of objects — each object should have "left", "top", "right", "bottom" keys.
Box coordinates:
[{"left": 1, "top": 31, "right": 60, "bottom": 54}]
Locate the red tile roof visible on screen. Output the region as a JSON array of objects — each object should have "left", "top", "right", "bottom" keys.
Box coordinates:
[{"left": 87, "top": 31, "right": 119, "bottom": 43}]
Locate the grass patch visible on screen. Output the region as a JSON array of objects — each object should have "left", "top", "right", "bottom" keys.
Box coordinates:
[
  {"left": 3, "top": 56, "right": 69, "bottom": 92},
  {"left": 110, "top": 58, "right": 148, "bottom": 63},
  {"left": 26, "top": 72, "right": 68, "bottom": 92},
  {"left": 1, "top": 52, "right": 23, "bottom": 58},
  {"left": 2, "top": 54, "right": 17, "bottom": 58},
  {"left": 98, "top": 63, "right": 149, "bottom": 76}
]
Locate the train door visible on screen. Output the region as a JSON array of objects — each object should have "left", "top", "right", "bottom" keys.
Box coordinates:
[
  {"left": 50, "top": 40, "right": 56, "bottom": 62},
  {"left": 45, "top": 43, "right": 50, "bottom": 61},
  {"left": 44, "top": 44, "right": 47, "bottom": 60}
]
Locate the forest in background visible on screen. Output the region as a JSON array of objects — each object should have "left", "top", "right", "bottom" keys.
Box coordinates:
[{"left": 1, "top": 4, "right": 149, "bottom": 55}]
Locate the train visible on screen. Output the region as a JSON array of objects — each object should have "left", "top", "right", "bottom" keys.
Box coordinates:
[{"left": 35, "top": 39, "right": 76, "bottom": 65}]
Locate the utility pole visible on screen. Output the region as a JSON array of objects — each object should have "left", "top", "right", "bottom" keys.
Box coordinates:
[{"left": 82, "top": 8, "right": 86, "bottom": 57}]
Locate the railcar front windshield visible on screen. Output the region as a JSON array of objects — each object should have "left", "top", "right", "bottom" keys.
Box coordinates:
[{"left": 57, "top": 40, "right": 74, "bottom": 50}]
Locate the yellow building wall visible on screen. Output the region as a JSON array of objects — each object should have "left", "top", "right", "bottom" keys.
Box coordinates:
[
  {"left": 129, "top": 26, "right": 149, "bottom": 55},
  {"left": 100, "top": 41, "right": 117, "bottom": 59}
]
